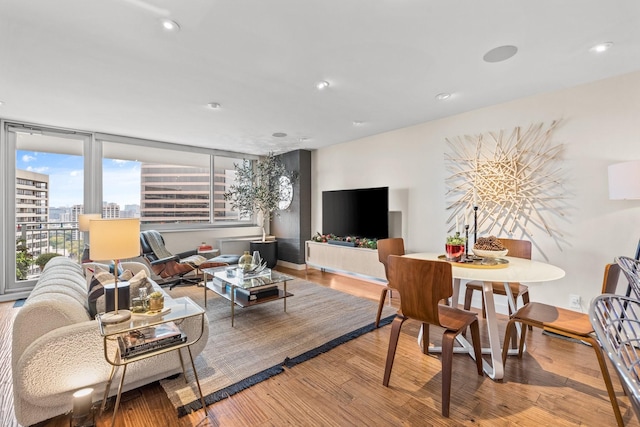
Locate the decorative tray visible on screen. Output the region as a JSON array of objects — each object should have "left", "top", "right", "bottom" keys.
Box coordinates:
[
  {"left": 131, "top": 307, "right": 172, "bottom": 317},
  {"left": 438, "top": 255, "right": 509, "bottom": 269}
]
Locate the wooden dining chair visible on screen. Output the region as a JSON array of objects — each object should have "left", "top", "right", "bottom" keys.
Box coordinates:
[
  {"left": 601, "top": 262, "right": 621, "bottom": 294},
  {"left": 383, "top": 255, "right": 483, "bottom": 417},
  {"left": 375, "top": 238, "right": 405, "bottom": 328},
  {"left": 501, "top": 263, "right": 624, "bottom": 426},
  {"left": 463, "top": 238, "right": 532, "bottom": 324}
]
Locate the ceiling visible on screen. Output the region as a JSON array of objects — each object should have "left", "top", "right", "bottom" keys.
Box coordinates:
[{"left": 1, "top": 1, "right": 640, "bottom": 156}]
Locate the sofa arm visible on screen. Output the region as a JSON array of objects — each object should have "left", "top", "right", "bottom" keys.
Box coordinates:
[
  {"left": 14, "top": 320, "right": 110, "bottom": 408},
  {"left": 14, "top": 313, "right": 208, "bottom": 409}
]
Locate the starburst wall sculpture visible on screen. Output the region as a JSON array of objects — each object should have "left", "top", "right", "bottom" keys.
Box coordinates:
[{"left": 445, "top": 121, "right": 565, "bottom": 241}]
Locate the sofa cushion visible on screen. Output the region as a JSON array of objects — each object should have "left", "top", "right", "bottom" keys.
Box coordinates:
[{"left": 87, "top": 268, "right": 133, "bottom": 317}]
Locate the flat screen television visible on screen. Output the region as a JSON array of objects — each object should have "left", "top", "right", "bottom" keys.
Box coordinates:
[{"left": 322, "top": 186, "right": 389, "bottom": 239}]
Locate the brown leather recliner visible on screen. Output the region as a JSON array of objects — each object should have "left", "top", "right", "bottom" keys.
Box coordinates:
[{"left": 140, "top": 230, "right": 227, "bottom": 288}]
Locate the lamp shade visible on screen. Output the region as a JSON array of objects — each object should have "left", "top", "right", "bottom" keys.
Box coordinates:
[
  {"left": 608, "top": 161, "right": 640, "bottom": 200},
  {"left": 78, "top": 214, "right": 101, "bottom": 232},
  {"left": 89, "top": 218, "right": 140, "bottom": 261}
]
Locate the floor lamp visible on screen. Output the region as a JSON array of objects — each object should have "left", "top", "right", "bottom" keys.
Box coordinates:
[
  {"left": 78, "top": 214, "right": 101, "bottom": 263},
  {"left": 608, "top": 160, "right": 640, "bottom": 296},
  {"left": 89, "top": 218, "right": 140, "bottom": 324}
]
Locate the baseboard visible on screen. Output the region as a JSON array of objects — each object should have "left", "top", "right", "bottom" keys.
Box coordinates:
[
  {"left": 305, "top": 264, "right": 387, "bottom": 285},
  {"left": 277, "top": 260, "right": 306, "bottom": 270}
]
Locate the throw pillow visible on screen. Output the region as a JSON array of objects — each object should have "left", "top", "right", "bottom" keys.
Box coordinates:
[
  {"left": 87, "top": 268, "right": 134, "bottom": 318},
  {"left": 128, "top": 269, "right": 152, "bottom": 299}
]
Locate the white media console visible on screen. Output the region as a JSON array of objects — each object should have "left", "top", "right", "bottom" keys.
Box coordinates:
[{"left": 304, "top": 240, "right": 386, "bottom": 282}]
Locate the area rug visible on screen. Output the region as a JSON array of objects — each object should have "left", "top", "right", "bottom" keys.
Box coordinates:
[{"left": 160, "top": 279, "right": 397, "bottom": 417}]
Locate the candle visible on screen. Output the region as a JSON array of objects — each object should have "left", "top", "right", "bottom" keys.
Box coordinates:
[
  {"left": 465, "top": 210, "right": 470, "bottom": 228},
  {"left": 456, "top": 215, "right": 459, "bottom": 233},
  {"left": 473, "top": 188, "right": 478, "bottom": 207}
]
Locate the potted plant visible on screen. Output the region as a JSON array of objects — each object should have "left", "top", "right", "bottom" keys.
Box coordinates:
[
  {"left": 224, "top": 153, "right": 297, "bottom": 267},
  {"left": 35, "top": 253, "right": 62, "bottom": 271},
  {"left": 445, "top": 232, "right": 466, "bottom": 261}
]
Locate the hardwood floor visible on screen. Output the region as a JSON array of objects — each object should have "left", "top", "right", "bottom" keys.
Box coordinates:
[{"left": 3, "top": 267, "right": 639, "bottom": 426}]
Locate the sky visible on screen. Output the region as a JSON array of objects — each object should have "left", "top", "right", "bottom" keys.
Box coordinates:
[{"left": 17, "top": 150, "right": 142, "bottom": 208}]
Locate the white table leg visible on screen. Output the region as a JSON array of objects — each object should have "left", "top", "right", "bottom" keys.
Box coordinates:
[{"left": 480, "top": 280, "right": 503, "bottom": 380}]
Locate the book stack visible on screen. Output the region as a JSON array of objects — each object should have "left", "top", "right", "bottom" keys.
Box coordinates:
[
  {"left": 117, "top": 321, "right": 186, "bottom": 359},
  {"left": 226, "top": 284, "right": 280, "bottom": 304}
]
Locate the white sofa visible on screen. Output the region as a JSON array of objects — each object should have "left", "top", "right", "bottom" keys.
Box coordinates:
[{"left": 11, "top": 256, "right": 209, "bottom": 426}]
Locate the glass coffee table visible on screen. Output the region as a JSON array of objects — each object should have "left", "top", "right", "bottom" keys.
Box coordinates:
[{"left": 202, "top": 266, "right": 294, "bottom": 326}]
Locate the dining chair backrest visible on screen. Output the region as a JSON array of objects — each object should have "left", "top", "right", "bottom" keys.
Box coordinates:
[
  {"left": 500, "top": 238, "right": 532, "bottom": 260},
  {"left": 387, "top": 255, "right": 452, "bottom": 327},
  {"left": 601, "top": 263, "right": 621, "bottom": 294},
  {"left": 377, "top": 238, "right": 405, "bottom": 280},
  {"left": 616, "top": 256, "right": 640, "bottom": 299}
]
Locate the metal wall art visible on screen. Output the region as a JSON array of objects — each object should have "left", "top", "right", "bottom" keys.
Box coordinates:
[{"left": 445, "top": 120, "right": 565, "bottom": 240}]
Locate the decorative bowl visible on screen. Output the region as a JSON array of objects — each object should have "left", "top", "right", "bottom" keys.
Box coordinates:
[{"left": 472, "top": 248, "right": 508, "bottom": 259}]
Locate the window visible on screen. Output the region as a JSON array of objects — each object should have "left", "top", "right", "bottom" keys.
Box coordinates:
[
  {"left": 2, "top": 122, "right": 256, "bottom": 296},
  {"left": 5, "top": 125, "right": 89, "bottom": 290},
  {"left": 101, "top": 140, "right": 251, "bottom": 226}
]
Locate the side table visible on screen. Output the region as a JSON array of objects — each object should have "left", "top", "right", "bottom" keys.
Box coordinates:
[{"left": 97, "top": 296, "right": 207, "bottom": 427}]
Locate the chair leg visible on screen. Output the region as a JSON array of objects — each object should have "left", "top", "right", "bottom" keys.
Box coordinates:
[
  {"left": 382, "top": 315, "right": 405, "bottom": 386},
  {"left": 468, "top": 320, "right": 484, "bottom": 375},
  {"left": 441, "top": 331, "right": 456, "bottom": 417},
  {"left": 375, "top": 287, "right": 389, "bottom": 328},
  {"left": 422, "top": 323, "right": 430, "bottom": 355},
  {"left": 584, "top": 335, "right": 624, "bottom": 427},
  {"left": 463, "top": 287, "right": 474, "bottom": 311},
  {"left": 522, "top": 292, "right": 533, "bottom": 331},
  {"left": 517, "top": 322, "right": 528, "bottom": 357},
  {"left": 502, "top": 319, "right": 517, "bottom": 365}
]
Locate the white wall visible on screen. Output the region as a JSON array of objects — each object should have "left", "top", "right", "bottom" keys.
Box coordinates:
[{"left": 312, "top": 70, "right": 640, "bottom": 313}]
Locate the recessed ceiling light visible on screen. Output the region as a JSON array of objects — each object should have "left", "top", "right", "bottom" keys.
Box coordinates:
[
  {"left": 272, "top": 132, "right": 287, "bottom": 138},
  {"left": 161, "top": 19, "right": 180, "bottom": 32},
  {"left": 353, "top": 120, "right": 364, "bottom": 126},
  {"left": 435, "top": 93, "right": 451, "bottom": 100},
  {"left": 483, "top": 45, "right": 518, "bottom": 63},
  {"left": 316, "top": 80, "right": 330, "bottom": 90},
  {"left": 207, "top": 102, "right": 221, "bottom": 109},
  {"left": 298, "top": 137, "right": 309, "bottom": 142},
  {"left": 590, "top": 42, "right": 613, "bottom": 53},
  {"left": 0, "top": 101, "right": 4, "bottom": 106}
]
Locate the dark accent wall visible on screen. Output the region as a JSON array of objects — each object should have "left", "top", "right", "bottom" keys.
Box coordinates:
[{"left": 271, "top": 150, "right": 311, "bottom": 265}]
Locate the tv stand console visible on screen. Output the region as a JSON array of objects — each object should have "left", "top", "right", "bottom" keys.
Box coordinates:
[{"left": 304, "top": 241, "right": 386, "bottom": 282}]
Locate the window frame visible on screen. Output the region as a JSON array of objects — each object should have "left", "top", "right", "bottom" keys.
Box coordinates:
[{"left": 1, "top": 119, "right": 258, "bottom": 298}]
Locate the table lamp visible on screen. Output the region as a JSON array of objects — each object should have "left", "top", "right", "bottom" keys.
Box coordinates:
[
  {"left": 78, "top": 214, "right": 101, "bottom": 263},
  {"left": 89, "top": 218, "right": 140, "bottom": 324}
]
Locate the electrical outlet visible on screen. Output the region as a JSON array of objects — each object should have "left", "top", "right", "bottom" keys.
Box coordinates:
[{"left": 569, "top": 294, "right": 581, "bottom": 309}]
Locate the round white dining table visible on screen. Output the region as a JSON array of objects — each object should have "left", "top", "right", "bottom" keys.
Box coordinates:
[{"left": 404, "top": 252, "right": 566, "bottom": 380}]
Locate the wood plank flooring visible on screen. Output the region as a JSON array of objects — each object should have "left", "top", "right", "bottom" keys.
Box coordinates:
[{"left": 2, "top": 266, "right": 638, "bottom": 426}]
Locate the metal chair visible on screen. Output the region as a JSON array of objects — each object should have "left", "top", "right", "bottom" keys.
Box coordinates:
[
  {"left": 383, "top": 255, "right": 483, "bottom": 417},
  {"left": 617, "top": 256, "right": 640, "bottom": 299},
  {"left": 501, "top": 263, "right": 624, "bottom": 426},
  {"left": 375, "top": 238, "right": 405, "bottom": 328},
  {"left": 591, "top": 294, "right": 640, "bottom": 423}
]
